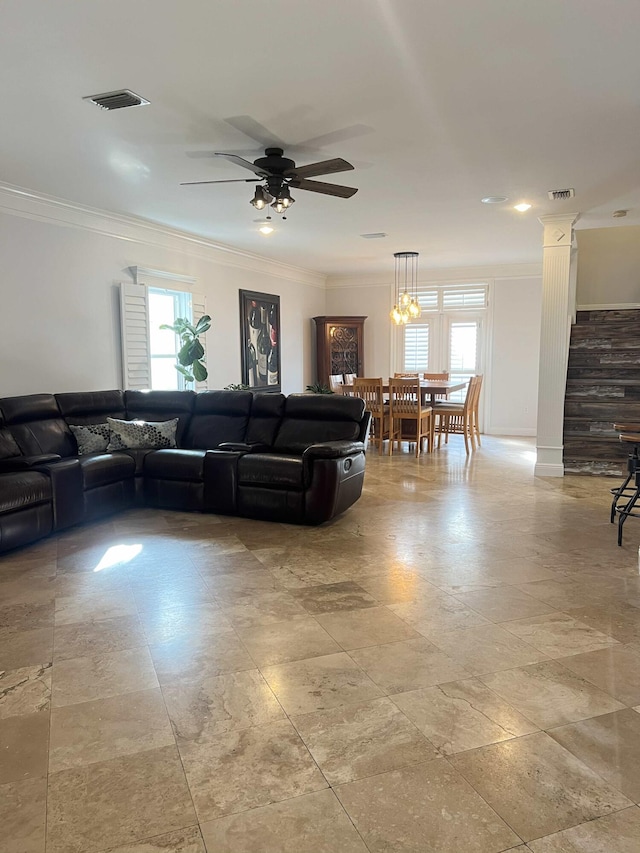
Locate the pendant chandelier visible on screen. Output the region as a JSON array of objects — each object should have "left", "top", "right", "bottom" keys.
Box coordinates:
[{"left": 390, "top": 251, "right": 422, "bottom": 325}]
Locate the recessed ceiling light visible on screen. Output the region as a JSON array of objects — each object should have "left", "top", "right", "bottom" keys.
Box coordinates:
[
  {"left": 259, "top": 224, "right": 274, "bottom": 235},
  {"left": 481, "top": 196, "right": 508, "bottom": 204},
  {"left": 514, "top": 203, "right": 532, "bottom": 212}
]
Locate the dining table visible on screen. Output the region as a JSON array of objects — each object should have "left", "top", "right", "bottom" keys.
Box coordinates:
[{"left": 342, "top": 378, "right": 468, "bottom": 405}]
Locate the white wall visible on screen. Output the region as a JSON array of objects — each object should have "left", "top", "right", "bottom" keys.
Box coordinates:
[
  {"left": 576, "top": 225, "right": 640, "bottom": 306},
  {"left": 325, "top": 282, "right": 392, "bottom": 379},
  {"left": 326, "top": 267, "right": 542, "bottom": 436},
  {"left": 0, "top": 190, "right": 325, "bottom": 397},
  {"left": 487, "top": 277, "right": 542, "bottom": 436}
]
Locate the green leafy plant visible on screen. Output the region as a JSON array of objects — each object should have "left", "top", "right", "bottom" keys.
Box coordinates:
[
  {"left": 159, "top": 315, "right": 211, "bottom": 383},
  {"left": 224, "top": 383, "right": 250, "bottom": 391},
  {"left": 305, "top": 382, "right": 334, "bottom": 394}
]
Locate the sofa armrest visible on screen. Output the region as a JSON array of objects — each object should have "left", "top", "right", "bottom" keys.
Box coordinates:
[
  {"left": 303, "top": 440, "right": 365, "bottom": 460},
  {"left": 217, "top": 442, "right": 271, "bottom": 453},
  {"left": 0, "top": 454, "right": 62, "bottom": 472}
]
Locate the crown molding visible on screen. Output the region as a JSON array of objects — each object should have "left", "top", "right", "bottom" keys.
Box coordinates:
[
  {"left": 326, "top": 263, "right": 543, "bottom": 289},
  {"left": 0, "top": 181, "right": 326, "bottom": 288}
]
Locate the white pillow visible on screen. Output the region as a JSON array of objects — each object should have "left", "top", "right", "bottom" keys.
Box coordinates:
[{"left": 106, "top": 417, "right": 178, "bottom": 450}]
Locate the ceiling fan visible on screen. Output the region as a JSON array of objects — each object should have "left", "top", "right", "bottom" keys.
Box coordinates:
[{"left": 180, "top": 147, "right": 358, "bottom": 214}]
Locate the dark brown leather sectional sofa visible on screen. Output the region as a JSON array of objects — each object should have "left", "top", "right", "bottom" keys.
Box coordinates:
[{"left": 0, "top": 389, "right": 371, "bottom": 553}]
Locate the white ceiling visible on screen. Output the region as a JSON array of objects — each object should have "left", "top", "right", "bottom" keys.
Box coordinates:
[{"left": 2, "top": 0, "right": 639, "bottom": 275}]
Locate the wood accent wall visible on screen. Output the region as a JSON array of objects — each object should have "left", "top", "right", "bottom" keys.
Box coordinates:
[{"left": 564, "top": 309, "right": 640, "bottom": 475}]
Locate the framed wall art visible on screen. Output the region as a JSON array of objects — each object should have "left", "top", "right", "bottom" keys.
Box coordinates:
[{"left": 239, "top": 290, "right": 281, "bottom": 392}]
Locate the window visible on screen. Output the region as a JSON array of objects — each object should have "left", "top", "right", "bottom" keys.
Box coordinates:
[
  {"left": 119, "top": 277, "right": 208, "bottom": 391},
  {"left": 148, "top": 288, "right": 193, "bottom": 390},
  {"left": 401, "top": 284, "right": 487, "bottom": 403}
]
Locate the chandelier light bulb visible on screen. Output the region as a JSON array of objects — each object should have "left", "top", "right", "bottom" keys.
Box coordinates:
[
  {"left": 408, "top": 299, "right": 421, "bottom": 319},
  {"left": 400, "top": 290, "right": 411, "bottom": 307},
  {"left": 390, "top": 305, "right": 403, "bottom": 324}
]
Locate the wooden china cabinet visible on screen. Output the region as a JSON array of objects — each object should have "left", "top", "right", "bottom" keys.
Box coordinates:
[{"left": 313, "top": 316, "right": 366, "bottom": 387}]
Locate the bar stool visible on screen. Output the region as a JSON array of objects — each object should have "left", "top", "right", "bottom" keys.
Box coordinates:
[{"left": 611, "top": 423, "right": 640, "bottom": 545}]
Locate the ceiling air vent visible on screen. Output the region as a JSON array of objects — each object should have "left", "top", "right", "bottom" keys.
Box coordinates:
[
  {"left": 548, "top": 188, "right": 575, "bottom": 201},
  {"left": 360, "top": 232, "right": 387, "bottom": 239},
  {"left": 83, "top": 90, "right": 150, "bottom": 110}
]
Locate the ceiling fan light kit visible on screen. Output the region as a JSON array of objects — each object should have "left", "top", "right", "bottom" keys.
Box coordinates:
[
  {"left": 390, "top": 251, "right": 421, "bottom": 326},
  {"left": 182, "top": 146, "right": 358, "bottom": 225}
]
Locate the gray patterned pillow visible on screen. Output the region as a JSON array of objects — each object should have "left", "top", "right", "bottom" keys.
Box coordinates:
[
  {"left": 106, "top": 417, "right": 178, "bottom": 450},
  {"left": 69, "top": 423, "right": 111, "bottom": 456}
]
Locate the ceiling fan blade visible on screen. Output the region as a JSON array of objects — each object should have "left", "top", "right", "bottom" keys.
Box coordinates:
[
  {"left": 180, "top": 178, "right": 260, "bottom": 186},
  {"left": 285, "top": 158, "right": 355, "bottom": 179},
  {"left": 290, "top": 178, "right": 358, "bottom": 198},
  {"left": 224, "top": 115, "right": 286, "bottom": 149},
  {"left": 214, "top": 152, "right": 270, "bottom": 177}
]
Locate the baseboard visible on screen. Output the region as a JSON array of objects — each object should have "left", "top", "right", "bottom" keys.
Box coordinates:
[
  {"left": 534, "top": 462, "right": 564, "bottom": 477},
  {"left": 485, "top": 427, "right": 537, "bottom": 437}
]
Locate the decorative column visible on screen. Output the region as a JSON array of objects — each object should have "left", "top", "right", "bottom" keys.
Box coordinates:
[{"left": 535, "top": 213, "right": 580, "bottom": 477}]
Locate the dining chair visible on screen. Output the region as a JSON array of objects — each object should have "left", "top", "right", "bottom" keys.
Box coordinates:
[
  {"left": 388, "top": 377, "right": 434, "bottom": 457},
  {"left": 329, "top": 374, "right": 345, "bottom": 393},
  {"left": 434, "top": 375, "right": 483, "bottom": 453},
  {"left": 422, "top": 371, "right": 449, "bottom": 400},
  {"left": 344, "top": 373, "right": 357, "bottom": 385},
  {"left": 393, "top": 371, "right": 420, "bottom": 378},
  {"left": 352, "top": 377, "right": 388, "bottom": 453}
]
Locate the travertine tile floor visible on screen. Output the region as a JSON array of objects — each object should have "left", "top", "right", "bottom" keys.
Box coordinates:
[{"left": 3, "top": 436, "right": 640, "bottom": 851}]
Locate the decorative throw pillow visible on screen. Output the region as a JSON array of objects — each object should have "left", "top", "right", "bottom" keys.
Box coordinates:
[
  {"left": 106, "top": 417, "right": 178, "bottom": 450},
  {"left": 69, "top": 423, "right": 111, "bottom": 456}
]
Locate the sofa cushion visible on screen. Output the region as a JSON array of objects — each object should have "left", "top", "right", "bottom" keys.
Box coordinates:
[
  {"left": 79, "top": 453, "right": 136, "bottom": 490},
  {"left": 106, "top": 418, "right": 178, "bottom": 450},
  {"left": 119, "top": 449, "right": 156, "bottom": 476},
  {"left": 124, "top": 390, "right": 195, "bottom": 445},
  {"left": 0, "top": 394, "right": 76, "bottom": 457},
  {"left": 0, "top": 428, "right": 21, "bottom": 459},
  {"left": 0, "top": 471, "right": 52, "bottom": 514},
  {"left": 144, "top": 449, "right": 207, "bottom": 482},
  {"left": 238, "top": 453, "right": 305, "bottom": 490},
  {"left": 185, "top": 391, "right": 253, "bottom": 449},
  {"left": 273, "top": 394, "right": 365, "bottom": 454},
  {"left": 246, "top": 393, "right": 285, "bottom": 446},
  {"left": 55, "top": 390, "right": 126, "bottom": 425},
  {"left": 69, "top": 423, "right": 111, "bottom": 456}
]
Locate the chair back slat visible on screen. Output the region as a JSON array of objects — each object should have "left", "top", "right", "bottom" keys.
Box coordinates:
[
  {"left": 422, "top": 372, "right": 449, "bottom": 380},
  {"left": 352, "top": 378, "right": 384, "bottom": 414},
  {"left": 388, "top": 377, "right": 422, "bottom": 417}
]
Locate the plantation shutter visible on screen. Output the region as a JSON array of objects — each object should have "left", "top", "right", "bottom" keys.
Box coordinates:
[
  {"left": 441, "top": 286, "right": 488, "bottom": 310},
  {"left": 404, "top": 324, "right": 429, "bottom": 372},
  {"left": 192, "top": 292, "right": 209, "bottom": 391},
  {"left": 119, "top": 282, "right": 151, "bottom": 390}
]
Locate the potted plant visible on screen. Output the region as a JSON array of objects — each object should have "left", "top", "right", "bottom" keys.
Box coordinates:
[{"left": 160, "top": 315, "right": 211, "bottom": 383}]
